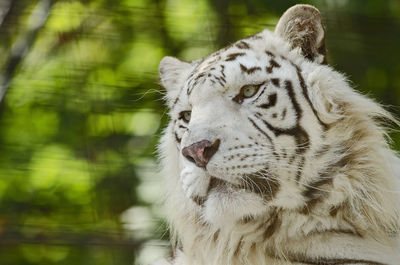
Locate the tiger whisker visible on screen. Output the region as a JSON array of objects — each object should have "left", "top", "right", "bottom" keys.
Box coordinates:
[
  {"left": 245, "top": 175, "right": 267, "bottom": 196},
  {"left": 255, "top": 168, "right": 333, "bottom": 194}
]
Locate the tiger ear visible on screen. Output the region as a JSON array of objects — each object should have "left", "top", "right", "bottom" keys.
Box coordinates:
[
  {"left": 159, "top": 56, "right": 194, "bottom": 104},
  {"left": 275, "top": 4, "right": 327, "bottom": 64}
]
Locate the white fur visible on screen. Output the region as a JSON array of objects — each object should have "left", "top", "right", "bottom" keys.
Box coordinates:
[{"left": 155, "top": 4, "right": 400, "bottom": 265}]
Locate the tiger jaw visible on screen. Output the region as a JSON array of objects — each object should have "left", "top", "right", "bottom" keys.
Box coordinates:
[
  {"left": 189, "top": 176, "right": 247, "bottom": 207},
  {"left": 180, "top": 162, "right": 278, "bottom": 209},
  {"left": 180, "top": 164, "right": 242, "bottom": 205},
  {"left": 179, "top": 164, "right": 269, "bottom": 226}
]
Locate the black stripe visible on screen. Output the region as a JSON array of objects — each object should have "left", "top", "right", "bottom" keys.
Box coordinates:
[
  {"left": 214, "top": 75, "right": 226, "bottom": 85},
  {"left": 171, "top": 96, "right": 180, "bottom": 109},
  {"left": 174, "top": 132, "right": 181, "bottom": 143},
  {"left": 295, "top": 156, "right": 305, "bottom": 181},
  {"left": 266, "top": 59, "right": 281, "bottom": 73},
  {"left": 253, "top": 86, "right": 267, "bottom": 102},
  {"left": 248, "top": 117, "right": 273, "bottom": 144},
  {"left": 281, "top": 108, "right": 287, "bottom": 120},
  {"left": 220, "top": 65, "right": 226, "bottom": 78},
  {"left": 258, "top": 93, "right": 277, "bottom": 109},
  {"left": 253, "top": 79, "right": 310, "bottom": 185},
  {"left": 248, "top": 117, "right": 280, "bottom": 160},
  {"left": 254, "top": 115, "right": 309, "bottom": 154},
  {"left": 194, "top": 72, "right": 205, "bottom": 81},
  {"left": 271, "top": 78, "right": 280, "bottom": 87},
  {"left": 302, "top": 148, "right": 353, "bottom": 204},
  {"left": 253, "top": 80, "right": 310, "bottom": 153},
  {"left": 288, "top": 255, "right": 386, "bottom": 265},
  {"left": 302, "top": 176, "right": 332, "bottom": 200},
  {"left": 294, "top": 65, "right": 328, "bottom": 130},
  {"left": 265, "top": 50, "right": 275, "bottom": 57},
  {"left": 212, "top": 229, "right": 220, "bottom": 242},
  {"left": 225, "top": 52, "right": 246, "bottom": 61},
  {"left": 233, "top": 236, "right": 244, "bottom": 256},
  {"left": 187, "top": 82, "right": 194, "bottom": 95},
  {"left": 236, "top": 41, "right": 250, "bottom": 49},
  {"left": 191, "top": 195, "right": 206, "bottom": 206},
  {"left": 314, "top": 144, "right": 330, "bottom": 157},
  {"left": 187, "top": 71, "right": 206, "bottom": 95},
  {"left": 258, "top": 116, "right": 309, "bottom": 154},
  {"left": 284, "top": 80, "right": 303, "bottom": 119},
  {"left": 240, "top": 64, "right": 261, "bottom": 74},
  {"left": 262, "top": 212, "right": 281, "bottom": 239},
  {"left": 242, "top": 173, "right": 280, "bottom": 201},
  {"left": 268, "top": 249, "right": 386, "bottom": 265}
]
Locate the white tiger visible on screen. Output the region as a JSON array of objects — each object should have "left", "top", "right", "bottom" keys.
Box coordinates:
[{"left": 155, "top": 4, "right": 400, "bottom": 265}]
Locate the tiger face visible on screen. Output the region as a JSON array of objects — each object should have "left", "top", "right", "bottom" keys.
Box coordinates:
[{"left": 159, "top": 6, "right": 330, "bottom": 226}]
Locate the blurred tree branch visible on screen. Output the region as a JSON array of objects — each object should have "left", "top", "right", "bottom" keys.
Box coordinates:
[{"left": 0, "top": 0, "right": 56, "bottom": 103}]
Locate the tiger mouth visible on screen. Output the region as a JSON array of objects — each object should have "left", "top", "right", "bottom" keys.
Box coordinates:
[
  {"left": 190, "top": 176, "right": 241, "bottom": 206},
  {"left": 190, "top": 177, "right": 239, "bottom": 205},
  {"left": 208, "top": 176, "right": 242, "bottom": 192},
  {"left": 208, "top": 176, "right": 227, "bottom": 190},
  {"left": 191, "top": 171, "right": 278, "bottom": 206}
]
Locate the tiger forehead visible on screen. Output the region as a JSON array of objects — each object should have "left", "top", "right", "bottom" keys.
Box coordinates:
[{"left": 185, "top": 42, "right": 279, "bottom": 96}]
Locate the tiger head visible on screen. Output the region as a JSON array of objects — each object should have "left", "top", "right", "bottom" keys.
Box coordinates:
[{"left": 158, "top": 4, "right": 400, "bottom": 233}]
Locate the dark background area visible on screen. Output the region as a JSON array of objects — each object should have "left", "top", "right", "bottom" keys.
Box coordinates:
[{"left": 0, "top": 0, "right": 399, "bottom": 264}]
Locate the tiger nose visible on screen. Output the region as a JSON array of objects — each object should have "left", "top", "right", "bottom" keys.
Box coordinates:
[{"left": 182, "top": 139, "right": 221, "bottom": 168}]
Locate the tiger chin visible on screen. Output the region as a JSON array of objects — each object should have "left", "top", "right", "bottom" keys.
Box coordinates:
[{"left": 154, "top": 4, "right": 400, "bottom": 265}]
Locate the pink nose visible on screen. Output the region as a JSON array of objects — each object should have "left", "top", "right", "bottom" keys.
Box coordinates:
[{"left": 182, "top": 139, "right": 221, "bottom": 168}]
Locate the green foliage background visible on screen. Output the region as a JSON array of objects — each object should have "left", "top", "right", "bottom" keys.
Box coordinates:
[{"left": 0, "top": 0, "right": 399, "bottom": 264}]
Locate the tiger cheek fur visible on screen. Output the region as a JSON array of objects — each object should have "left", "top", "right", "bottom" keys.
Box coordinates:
[{"left": 156, "top": 4, "right": 400, "bottom": 265}]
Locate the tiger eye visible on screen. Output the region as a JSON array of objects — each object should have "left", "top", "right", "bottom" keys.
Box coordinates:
[
  {"left": 181, "top": 111, "right": 191, "bottom": 123},
  {"left": 232, "top": 83, "right": 263, "bottom": 104},
  {"left": 242, "top": 85, "right": 258, "bottom": 98}
]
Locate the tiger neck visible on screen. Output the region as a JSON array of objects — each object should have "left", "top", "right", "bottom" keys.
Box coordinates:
[{"left": 182, "top": 207, "right": 397, "bottom": 265}]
